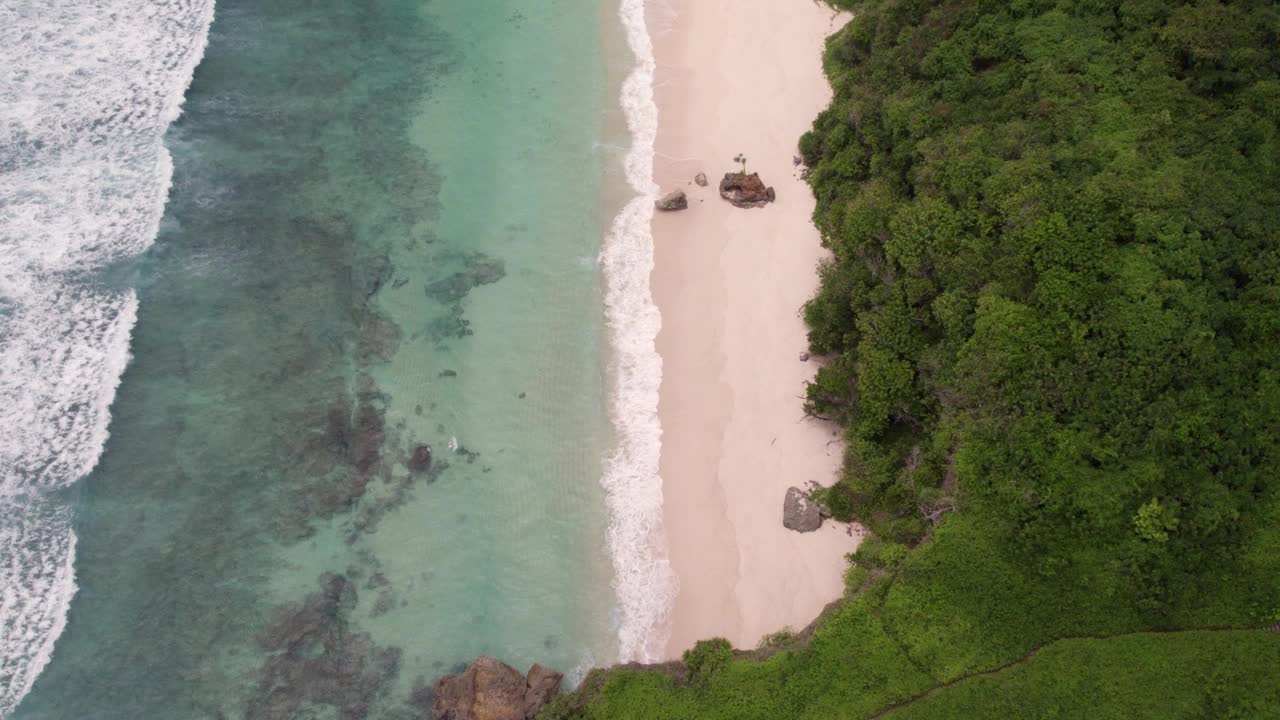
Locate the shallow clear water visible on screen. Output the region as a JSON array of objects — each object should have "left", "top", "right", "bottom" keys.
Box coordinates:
[{"left": 9, "top": 1, "right": 621, "bottom": 717}]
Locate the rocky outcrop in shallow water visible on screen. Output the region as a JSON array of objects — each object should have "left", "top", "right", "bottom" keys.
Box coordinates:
[
  {"left": 431, "top": 656, "right": 563, "bottom": 720},
  {"left": 719, "top": 172, "right": 775, "bottom": 208},
  {"left": 409, "top": 445, "right": 433, "bottom": 474}
]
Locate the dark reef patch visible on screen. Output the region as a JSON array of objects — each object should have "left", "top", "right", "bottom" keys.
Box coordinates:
[
  {"left": 407, "top": 677, "right": 435, "bottom": 715},
  {"left": 278, "top": 383, "right": 391, "bottom": 542},
  {"left": 247, "top": 574, "right": 401, "bottom": 720},
  {"left": 455, "top": 445, "right": 480, "bottom": 465},
  {"left": 424, "top": 252, "right": 506, "bottom": 304},
  {"left": 427, "top": 303, "right": 472, "bottom": 341},
  {"left": 358, "top": 311, "right": 402, "bottom": 364},
  {"left": 422, "top": 251, "right": 506, "bottom": 342}
]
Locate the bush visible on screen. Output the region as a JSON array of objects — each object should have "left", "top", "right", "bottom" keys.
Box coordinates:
[
  {"left": 756, "top": 627, "right": 796, "bottom": 651},
  {"left": 815, "top": 482, "right": 857, "bottom": 522},
  {"left": 682, "top": 638, "right": 733, "bottom": 686},
  {"left": 851, "top": 536, "right": 908, "bottom": 570},
  {"left": 843, "top": 561, "right": 870, "bottom": 595}
]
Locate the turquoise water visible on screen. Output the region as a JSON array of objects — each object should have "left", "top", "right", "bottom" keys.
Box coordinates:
[{"left": 11, "top": 1, "right": 621, "bottom": 717}]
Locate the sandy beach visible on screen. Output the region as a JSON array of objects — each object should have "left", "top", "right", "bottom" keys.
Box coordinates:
[{"left": 647, "top": 0, "right": 861, "bottom": 656}]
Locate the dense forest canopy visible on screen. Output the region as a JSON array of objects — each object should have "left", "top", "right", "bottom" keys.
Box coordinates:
[
  {"left": 801, "top": 0, "right": 1280, "bottom": 622},
  {"left": 546, "top": 1, "right": 1280, "bottom": 716}
]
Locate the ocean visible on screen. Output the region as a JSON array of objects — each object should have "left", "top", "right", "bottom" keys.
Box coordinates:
[{"left": 0, "top": 0, "right": 672, "bottom": 717}]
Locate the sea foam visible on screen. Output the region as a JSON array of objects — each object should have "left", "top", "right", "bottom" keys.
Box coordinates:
[
  {"left": 0, "top": 0, "right": 214, "bottom": 712},
  {"left": 599, "top": 0, "right": 677, "bottom": 663}
]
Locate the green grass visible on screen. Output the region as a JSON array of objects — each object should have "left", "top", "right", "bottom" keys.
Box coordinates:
[
  {"left": 885, "top": 631, "right": 1280, "bottom": 720},
  {"left": 542, "top": 589, "right": 935, "bottom": 719},
  {"left": 877, "top": 513, "right": 1145, "bottom": 682}
]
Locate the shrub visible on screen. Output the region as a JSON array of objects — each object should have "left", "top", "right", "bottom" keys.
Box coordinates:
[
  {"left": 756, "top": 627, "right": 796, "bottom": 651},
  {"left": 682, "top": 638, "right": 733, "bottom": 686}
]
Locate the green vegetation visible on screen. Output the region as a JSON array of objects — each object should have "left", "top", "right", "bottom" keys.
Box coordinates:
[
  {"left": 543, "top": 0, "right": 1280, "bottom": 716},
  {"left": 683, "top": 639, "right": 735, "bottom": 686},
  {"left": 885, "top": 631, "right": 1280, "bottom": 720},
  {"left": 755, "top": 627, "right": 797, "bottom": 650},
  {"left": 800, "top": 0, "right": 1280, "bottom": 630}
]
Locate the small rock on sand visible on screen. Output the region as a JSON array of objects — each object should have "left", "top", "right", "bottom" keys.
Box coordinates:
[{"left": 656, "top": 189, "right": 688, "bottom": 211}]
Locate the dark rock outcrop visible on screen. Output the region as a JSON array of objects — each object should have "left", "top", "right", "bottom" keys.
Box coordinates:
[
  {"left": 718, "top": 172, "right": 775, "bottom": 208},
  {"left": 431, "top": 656, "right": 563, "bottom": 720},
  {"left": 523, "top": 664, "right": 562, "bottom": 718},
  {"left": 409, "top": 445, "right": 433, "bottom": 473},
  {"left": 655, "top": 189, "right": 688, "bottom": 211},
  {"left": 783, "top": 486, "right": 822, "bottom": 532}
]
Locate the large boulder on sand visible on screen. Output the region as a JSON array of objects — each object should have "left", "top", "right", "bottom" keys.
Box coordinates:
[
  {"left": 783, "top": 486, "right": 822, "bottom": 533},
  {"left": 719, "top": 172, "right": 775, "bottom": 208},
  {"left": 432, "top": 656, "right": 563, "bottom": 720},
  {"left": 655, "top": 188, "right": 688, "bottom": 211}
]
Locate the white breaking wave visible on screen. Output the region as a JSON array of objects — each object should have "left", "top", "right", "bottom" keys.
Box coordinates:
[
  {"left": 599, "top": 0, "right": 677, "bottom": 664},
  {"left": 563, "top": 649, "right": 597, "bottom": 690},
  {"left": 0, "top": 0, "right": 214, "bottom": 713}
]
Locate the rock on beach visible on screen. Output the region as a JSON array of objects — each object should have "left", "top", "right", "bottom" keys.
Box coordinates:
[
  {"left": 655, "top": 189, "right": 688, "bottom": 211},
  {"left": 783, "top": 486, "right": 822, "bottom": 532},
  {"left": 719, "top": 172, "right": 775, "bottom": 208}
]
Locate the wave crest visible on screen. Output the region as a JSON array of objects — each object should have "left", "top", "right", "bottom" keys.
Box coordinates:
[
  {"left": 0, "top": 0, "right": 215, "bottom": 712},
  {"left": 598, "top": 0, "right": 677, "bottom": 664}
]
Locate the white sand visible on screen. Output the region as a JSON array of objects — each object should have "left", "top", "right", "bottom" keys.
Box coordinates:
[{"left": 647, "top": 0, "right": 862, "bottom": 657}]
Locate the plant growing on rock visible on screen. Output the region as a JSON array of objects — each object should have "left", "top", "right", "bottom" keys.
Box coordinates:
[{"left": 732, "top": 153, "right": 748, "bottom": 175}]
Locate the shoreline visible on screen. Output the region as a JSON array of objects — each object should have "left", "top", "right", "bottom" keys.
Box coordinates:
[
  {"left": 597, "top": 0, "right": 678, "bottom": 664},
  {"left": 647, "top": 0, "right": 860, "bottom": 656}
]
